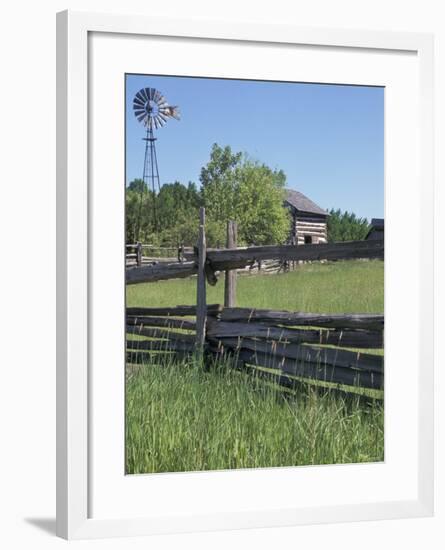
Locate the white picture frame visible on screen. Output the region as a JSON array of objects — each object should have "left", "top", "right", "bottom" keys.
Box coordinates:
[{"left": 56, "top": 10, "right": 434, "bottom": 540}]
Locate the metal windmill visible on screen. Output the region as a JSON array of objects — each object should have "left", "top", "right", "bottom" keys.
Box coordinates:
[{"left": 133, "top": 87, "right": 180, "bottom": 237}]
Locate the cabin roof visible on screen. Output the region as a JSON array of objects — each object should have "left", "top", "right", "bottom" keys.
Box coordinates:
[
  {"left": 284, "top": 188, "right": 328, "bottom": 217},
  {"left": 365, "top": 218, "right": 384, "bottom": 239},
  {"left": 370, "top": 218, "right": 384, "bottom": 229}
]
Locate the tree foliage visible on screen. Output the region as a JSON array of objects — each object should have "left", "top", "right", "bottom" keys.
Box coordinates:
[
  {"left": 201, "top": 144, "right": 290, "bottom": 246},
  {"left": 126, "top": 143, "right": 291, "bottom": 248},
  {"left": 327, "top": 208, "right": 369, "bottom": 242},
  {"left": 126, "top": 180, "right": 201, "bottom": 245}
]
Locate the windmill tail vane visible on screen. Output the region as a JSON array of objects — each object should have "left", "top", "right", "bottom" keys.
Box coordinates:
[
  {"left": 164, "top": 105, "right": 180, "bottom": 120},
  {"left": 132, "top": 87, "right": 180, "bottom": 238}
]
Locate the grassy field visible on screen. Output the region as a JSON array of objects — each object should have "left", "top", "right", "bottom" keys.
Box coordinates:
[
  {"left": 127, "top": 259, "right": 383, "bottom": 313},
  {"left": 126, "top": 260, "right": 384, "bottom": 474}
]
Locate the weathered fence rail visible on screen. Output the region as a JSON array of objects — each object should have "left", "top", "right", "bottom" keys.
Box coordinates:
[
  {"left": 207, "top": 320, "right": 383, "bottom": 348},
  {"left": 126, "top": 303, "right": 384, "bottom": 392},
  {"left": 126, "top": 209, "right": 384, "bottom": 396},
  {"left": 206, "top": 239, "right": 384, "bottom": 271},
  {"left": 126, "top": 239, "right": 384, "bottom": 284},
  {"left": 126, "top": 242, "right": 193, "bottom": 267},
  {"left": 218, "top": 308, "right": 384, "bottom": 331},
  {"left": 126, "top": 261, "right": 197, "bottom": 283}
]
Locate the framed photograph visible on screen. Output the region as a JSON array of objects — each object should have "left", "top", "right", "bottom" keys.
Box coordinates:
[{"left": 56, "top": 10, "right": 434, "bottom": 540}]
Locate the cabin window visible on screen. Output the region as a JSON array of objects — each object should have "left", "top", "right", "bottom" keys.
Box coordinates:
[{"left": 304, "top": 235, "right": 312, "bottom": 244}]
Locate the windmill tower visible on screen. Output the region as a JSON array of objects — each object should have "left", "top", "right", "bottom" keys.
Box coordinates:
[{"left": 133, "top": 87, "right": 180, "bottom": 238}]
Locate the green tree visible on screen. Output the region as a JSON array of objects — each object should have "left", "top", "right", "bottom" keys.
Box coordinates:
[
  {"left": 200, "top": 144, "right": 242, "bottom": 224},
  {"left": 156, "top": 181, "right": 201, "bottom": 245},
  {"left": 200, "top": 144, "right": 290, "bottom": 246},
  {"left": 327, "top": 208, "right": 370, "bottom": 242},
  {"left": 126, "top": 179, "right": 155, "bottom": 243},
  {"left": 235, "top": 161, "right": 289, "bottom": 245},
  {"left": 126, "top": 179, "right": 201, "bottom": 246}
]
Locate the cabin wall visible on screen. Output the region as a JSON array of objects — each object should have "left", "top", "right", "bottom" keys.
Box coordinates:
[
  {"left": 292, "top": 214, "right": 327, "bottom": 244},
  {"left": 365, "top": 229, "right": 384, "bottom": 241}
]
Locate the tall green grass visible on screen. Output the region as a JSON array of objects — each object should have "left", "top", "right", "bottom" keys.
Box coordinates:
[
  {"left": 126, "top": 260, "right": 384, "bottom": 474},
  {"left": 126, "top": 355, "right": 384, "bottom": 474}
]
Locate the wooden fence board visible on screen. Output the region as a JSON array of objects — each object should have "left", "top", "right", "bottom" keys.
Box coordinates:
[
  {"left": 126, "top": 350, "right": 191, "bottom": 364},
  {"left": 196, "top": 207, "right": 207, "bottom": 352},
  {"left": 232, "top": 361, "right": 383, "bottom": 402},
  {"left": 126, "top": 338, "right": 196, "bottom": 352},
  {"left": 209, "top": 337, "right": 382, "bottom": 373},
  {"left": 126, "top": 327, "right": 196, "bottom": 342},
  {"left": 126, "top": 261, "right": 197, "bottom": 284},
  {"left": 206, "top": 240, "right": 384, "bottom": 271},
  {"left": 224, "top": 220, "right": 237, "bottom": 307},
  {"left": 126, "top": 317, "right": 196, "bottom": 331},
  {"left": 207, "top": 320, "right": 383, "bottom": 348},
  {"left": 125, "top": 240, "right": 384, "bottom": 285},
  {"left": 126, "top": 304, "right": 222, "bottom": 317},
  {"left": 219, "top": 308, "right": 384, "bottom": 331},
  {"left": 232, "top": 348, "right": 382, "bottom": 389}
]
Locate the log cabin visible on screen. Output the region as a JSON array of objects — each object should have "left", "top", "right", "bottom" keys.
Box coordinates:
[
  {"left": 284, "top": 189, "right": 329, "bottom": 245},
  {"left": 365, "top": 218, "right": 384, "bottom": 240}
]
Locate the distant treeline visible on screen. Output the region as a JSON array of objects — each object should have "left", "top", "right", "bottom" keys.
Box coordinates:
[
  {"left": 327, "top": 209, "right": 370, "bottom": 242},
  {"left": 126, "top": 143, "right": 290, "bottom": 248},
  {"left": 126, "top": 143, "right": 370, "bottom": 247}
]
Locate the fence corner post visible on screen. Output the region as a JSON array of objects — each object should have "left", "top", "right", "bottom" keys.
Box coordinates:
[
  {"left": 196, "top": 207, "right": 207, "bottom": 358},
  {"left": 224, "top": 220, "right": 237, "bottom": 308},
  {"left": 136, "top": 242, "right": 142, "bottom": 267}
]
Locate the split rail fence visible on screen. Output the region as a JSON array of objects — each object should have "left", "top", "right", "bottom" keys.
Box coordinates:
[
  {"left": 126, "top": 208, "right": 384, "bottom": 395},
  {"left": 126, "top": 243, "right": 193, "bottom": 267}
]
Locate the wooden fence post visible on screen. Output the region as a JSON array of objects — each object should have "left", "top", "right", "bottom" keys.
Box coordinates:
[
  {"left": 136, "top": 242, "right": 142, "bottom": 267},
  {"left": 196, "top": 207, "right": 207, "bottom": 356},
  {"left": 224, "top": 220, "right": 237, "bottom": 307}
]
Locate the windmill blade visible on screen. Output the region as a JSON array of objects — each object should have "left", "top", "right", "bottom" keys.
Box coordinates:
[
  {"left": 149, "top": 88, "right": 156, "bottom": 100},
  {"left": 134, "top": 106, "right": 146, "bottom": 118},
  {"left": 133, "top": 94, "right": 145, "bottom": 106},
  {"left": 135, "top": 90, "right": 146, "bottom": 103},
  {"left": 158, "top": 112, "right": 168, "bottom": 123},
  {"left": 135, "top": 112, "right": 147, "bottom": 123},
  {"left": 155, "top": 115, "right": 165, "bottom": 127},
  {"left": 133, "top": 101, "right": 145, "bottom": 112},
  {"left": 158, "top": 108, "right": 171, "bottom": 118},
  {"left": 133, "top": 101, "right": 145, "bottom": 113},
  {"left": 137, "top": 89, "right": 145, "bottom": 102},
  {"left": 153, "top": 89, "right": 162, "bottom": 102}
]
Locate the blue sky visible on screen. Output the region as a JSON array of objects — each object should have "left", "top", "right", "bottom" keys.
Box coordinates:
[{"left": 126, "top": 74, "right": 383, "bottom": 220}]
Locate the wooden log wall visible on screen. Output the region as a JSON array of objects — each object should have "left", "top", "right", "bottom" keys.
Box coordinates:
[{"left": 294, "top": 215, "right": 328, "bottom": 245}]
